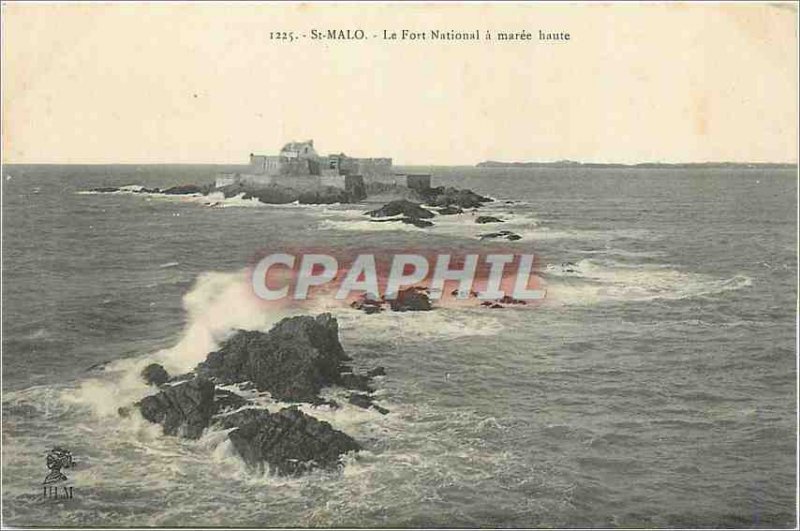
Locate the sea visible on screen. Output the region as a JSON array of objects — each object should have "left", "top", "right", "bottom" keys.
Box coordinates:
[{"left": 1, "top": 164, "right": 797, "bottom": 527}]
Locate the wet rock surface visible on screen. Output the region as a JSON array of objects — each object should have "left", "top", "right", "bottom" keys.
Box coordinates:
[
  {"left": 366, "top": 200, "right": 435, "bottom": 219},
  {"left": 416, "top": 186, "right": 492, "bottom": 209},
  {"left": 390, "top": 286, "right": 433, "bottom": 312},
  {"left": 88, "top": 182, "right": 362, "bottom": 204},
  {"left": 350, "top": 287, "right": 433, "bottom": 313},
  {"left": 348, "top": 393, "right": 389, "bottom": 415},
  {"left": 436, "top": 205, "right": 464, "bottom": 215},
  {"left": 141, "top": 363, "right": 170, "bottom": 386},
  {"left": 475, "top": 215, "right": 504, "bottom": 224},
  {"left": 127, "top": 314, "right": 388, "bottom": 475},
  {"left": 220, "top": 407, "right": 361, "bottom": 475},
  {"left": 161, "top": 184, "right": 211, "bottom": 195},
  {"left": 136, "top": 377, "right": 217, "bottom": 439},
  {"left": 479, "top": 230, "right": 522, "bottom": 241},
  {"left": 197, "top": 314, "right": 349, "bottom": 402}
]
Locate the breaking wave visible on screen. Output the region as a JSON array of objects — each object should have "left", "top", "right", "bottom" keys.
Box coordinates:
[{"left": 541, "top": 258, "right": 752, "bottom": 305}]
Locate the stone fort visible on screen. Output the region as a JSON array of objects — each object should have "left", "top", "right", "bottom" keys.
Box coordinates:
[{"left": 216, "top": 140, "right": 430, "bottom": 192}]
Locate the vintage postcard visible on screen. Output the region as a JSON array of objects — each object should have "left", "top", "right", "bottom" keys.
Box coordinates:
[{"left": 1, "top": 1, "right": 797, "bottom": 528}]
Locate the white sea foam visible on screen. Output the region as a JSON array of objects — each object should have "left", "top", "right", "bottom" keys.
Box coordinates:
[
  {"left": 316, "top": 206, "right": 654, "bottom": 244},
  {"left": 60, "top": 270, "right": 293, "bottom": 417},
  {"left": 542, "top": 258, "right": 752, "bottom": 305}
]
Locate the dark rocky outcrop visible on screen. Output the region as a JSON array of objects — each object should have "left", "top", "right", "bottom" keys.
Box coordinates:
[
  {"left": 436, "top": 205, "right": 464, "bottom": 215},
  {"left": 365, "top": 200, "right": 435, "bottom": 219},
  {"left": 297, "top": 186, "right": 350, "bottom": 205},
  {"left": 560, "top": 262, "right": 579, "bottom": 273},
  {"left": 475, "top": 215, "right": 504, "bottom": 224},
  {"left": 197, "top": 314, "right": 348, "bottom": 402},
  {"left": 214, "top": 388, "right": 250, "bottom": 412},
  {"left": 161, "top": 184, "right": 211, "bottom": 195},
  {"left": 136, "top": 377, "right": 216, "bottom": 439},
  {"left": 89, "top": 181, "right": 364, "bottom": 205},
  {"left": 350, "top": 294, "right": 385, "bottom": 314},
  {"left": 339, "top": 372, "right": 374, "bottom": 393},
  {"left": 479, "top": 230, "right": 522, "bottom": 241},
  {"left": 450, "top": 289, "right": 479, "bottom": 298},
  {"left": 351, "top": 288, "right": 433, "bottom": 313},
  {"left": 219, "top": 407, "right": 360, "bottom": 475},
  {"left": 237, "top": 185, "right": 298, "bottom": 204},
  {"left": 348, "top": 393, "right": 389, "bottom": 415},
  {"left": 366, "top": 366, "right": 386, "bottom": 377},
  {"left": 127, "top": 314, "right": 388, "bottom": 475},
  {"left": 498, "top": 295, "right": 527, "bottom": 305},
  {"left": 141, "top": 363, "right": 170, "bottom": 386},
  {"left": 416, "top": 186, "right": 492, "bottom": 209},
  {"left": 389, "top": 287, "right": 433, "bottom": 312}
]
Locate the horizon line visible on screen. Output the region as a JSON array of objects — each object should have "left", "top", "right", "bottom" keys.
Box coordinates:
[{"left": 1, "top": 160, "right": 798, "bottom": 167}]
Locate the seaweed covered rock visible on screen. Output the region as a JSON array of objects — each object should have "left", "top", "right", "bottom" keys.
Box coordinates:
[
  {"left": 197, "top": 314, "right": 350, "bottom": 402},
  {"left": 218, "top": 407, "right": 361, "bottom": 475}
]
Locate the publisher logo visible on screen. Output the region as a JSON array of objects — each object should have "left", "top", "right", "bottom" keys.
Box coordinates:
[{"left": 42, "top": 447, "right": 75, "bottom": 500}]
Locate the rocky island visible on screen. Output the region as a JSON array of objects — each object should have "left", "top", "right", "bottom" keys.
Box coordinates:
[{"left": 121, "top": 314, "right": 388, "bottom": 476}]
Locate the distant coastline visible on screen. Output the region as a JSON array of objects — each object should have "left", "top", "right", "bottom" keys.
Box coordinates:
[{"left": 476, "top": 160, "right": 798, "bottom": 169}]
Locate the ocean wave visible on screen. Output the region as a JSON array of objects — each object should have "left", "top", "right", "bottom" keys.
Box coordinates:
[
  {"left": 541, "top": 258, "right": 752, "bottom": 305},
  {"left": 317, "top": 207, "right": 653, "bottom": 244},
  {"left": 77, "top": 187, "right": 369, "bottom": 211}
]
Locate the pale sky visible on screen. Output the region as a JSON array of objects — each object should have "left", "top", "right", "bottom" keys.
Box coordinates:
[{"left": 2, "top": 2, "right": 798, "bottom": 165}]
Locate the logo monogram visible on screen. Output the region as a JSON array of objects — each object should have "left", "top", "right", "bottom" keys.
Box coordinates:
[{"left": 42, "top": 447, "right": 75, "bottom": 500}]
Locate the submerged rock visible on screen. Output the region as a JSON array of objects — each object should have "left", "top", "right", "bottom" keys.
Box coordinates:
[
  {"left": 479, "top": 230, "right": 522, "bottom": 241},
  {"left": 498, "top": 295, "right": 527, "bottom": 305},
  {"left": 436, "top": 205, "right": 464, "bottom": 215},
  {"left": 197, "top": 314, "right": 349, "bottom": 402},
  {"left": 365, "top": 200, "right": 435, "bottom": 219},
  {"left": 369, "top": 216, "right": 433, "bottom": 228},
  {"left": 348, "top": 393, "right": 389, "bottom": 415},
  {"left": 475, "top": 215, "right": 504, "bottom": 224},
  {"left": 219, "top": 407, "right": 360, "bottom": 476},
  {"left": 141, "top": 363, "right": 170, "bottom": 386}
]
